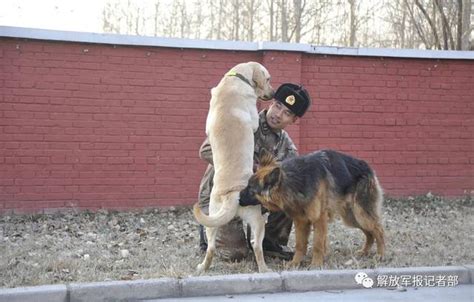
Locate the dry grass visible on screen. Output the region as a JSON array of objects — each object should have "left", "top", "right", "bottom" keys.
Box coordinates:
[{"left": 1, "top": 195, "right": 473, "bottom": 288}]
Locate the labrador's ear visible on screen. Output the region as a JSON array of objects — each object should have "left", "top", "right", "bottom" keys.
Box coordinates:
[
  {"left": 258, "top": 148, "right": 275, "bottom": 167},
  {"left": 264, "top": 167, "right": 281, "bottom": 187},
  {"left": 252, "top": 66, "right": 265, "bottom": 89}
]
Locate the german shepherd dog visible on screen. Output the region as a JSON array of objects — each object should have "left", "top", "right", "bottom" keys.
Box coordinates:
[{"left": 240, "top": 149, "right": 385, "bottom": 268}]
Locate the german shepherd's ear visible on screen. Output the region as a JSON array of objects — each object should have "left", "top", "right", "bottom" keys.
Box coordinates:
[
  {"left": 264, "top": 167, "right": 281, "bottom": 187},
  {"left": 258, "top": 149, "right": 276, "bottom": 167}
]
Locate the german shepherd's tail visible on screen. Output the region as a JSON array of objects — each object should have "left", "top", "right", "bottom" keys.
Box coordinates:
[
  {"left": 353, "top": 170, "right": 385, "bottom": 258},
  {"left": 193, "top": 191, "right": 240, "bottom": 228}
]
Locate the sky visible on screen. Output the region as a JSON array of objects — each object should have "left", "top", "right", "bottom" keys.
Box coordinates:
[
  {"left": 1, "top": 0, "right": 365, "bottom": 43},
  {"left": 0, "top": 0, "right": 108, "bottom": 33},
  {"left": 2, "top": 0, "right": 471, "bottom": 48}
]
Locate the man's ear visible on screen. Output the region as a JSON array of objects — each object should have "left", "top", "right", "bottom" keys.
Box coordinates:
[
  {"left": 264, "top": 167, "right": 281, "bottom": 187},
  {"left": 258, "top": 149, "right": 275, "bottom": 167}
]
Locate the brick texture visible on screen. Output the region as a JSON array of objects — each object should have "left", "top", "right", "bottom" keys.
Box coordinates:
[
  {"left": 0, "top": 38, "right": 473, "bottom": 213},
  {"left": 300, "top": 55, "right": 473, "bottom": 197}
]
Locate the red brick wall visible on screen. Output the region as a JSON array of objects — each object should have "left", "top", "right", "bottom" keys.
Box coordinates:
[
  {"left": 300, "top": 55, "right": 473, "bottom": 197},
  {"left": 1, "top": 37, "right": 473, "bottom": 213}
]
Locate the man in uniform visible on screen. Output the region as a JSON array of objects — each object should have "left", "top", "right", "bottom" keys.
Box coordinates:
[{"left": 197, "top": 83, "right": 312, "bottom": 261}]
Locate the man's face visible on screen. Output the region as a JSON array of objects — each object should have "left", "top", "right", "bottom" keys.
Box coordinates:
[{"left": 266, "top": 101, "right": 298, "bottom": 130}]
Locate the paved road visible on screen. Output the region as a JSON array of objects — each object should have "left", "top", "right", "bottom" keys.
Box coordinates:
[{"left": 149, "top": 285, "right": 473, "bottom": 302}]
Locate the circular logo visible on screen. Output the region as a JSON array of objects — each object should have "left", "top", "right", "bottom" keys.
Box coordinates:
[
  {"left": 362, "top": 277, "right": 374, "bottom": 288},
  {"left": 355, "top": 272, "right": 368, "bottom": 284},
  {"left": 355, "top": 272, "right": 374, "bottom": 288}
]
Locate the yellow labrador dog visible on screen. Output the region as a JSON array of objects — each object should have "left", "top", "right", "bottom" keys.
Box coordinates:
[{"left": 193, "top": 62, "right": 274, "bottom": 273}]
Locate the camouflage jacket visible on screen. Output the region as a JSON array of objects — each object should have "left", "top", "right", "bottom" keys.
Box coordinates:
[{"left": 198, "top": 110, "right": 298, "bottom": 207}]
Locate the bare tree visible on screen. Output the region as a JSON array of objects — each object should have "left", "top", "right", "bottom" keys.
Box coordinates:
[
  {"left": 179, "top": 1, "right": 191, "bottom": 38},
  {"left": 403, "top": 0, "right": 471, "bottom": 50},
  {"left": 100, "top": 0, "right": 472, "bottom": 50},
  {"left": 269, "top": 0, "right": 313, "bottom": 43},
  {"left": 348, "top": 0, "right": 357, "bottom": 46},
  {"left": 457, "top": 0, "right": 464, "bottom": 49},
  {"left": 460, "top": 0, "right": 472, "bottom": 50},
  {"left": 280, "top": 0, "right": 289, "bottom": 42},
  {"left": 292, "top": 0, "right": 304, "bottom": 42},
  {"left": 192, "top": 0, "right": 204, "bottom": 39},
  {"left": 304, "top": 0, "right": 333, "bottom": 45},
  {"left": 434, "top": 0, "right": 454, "bottom": 49},
  {"left": 242, "top": 0, "right": 257, "bottom": 41},
  {"left": 386, "top": 0, "right": 408, "bottom": 48},
  {"left": 267, "top": 0, "right": 276, "bottom": 40},
  {"left": 207, "top": 0, "right": 227, "bottom": 40},
  {"left": 102, "top": 1, "right": 121, "bottom": 34},
  {"left": 153, "top": 1, "right": 160, "bottom": 36},
  {"left": 328, "top": 0, "right": 383, "bottom": 47}
]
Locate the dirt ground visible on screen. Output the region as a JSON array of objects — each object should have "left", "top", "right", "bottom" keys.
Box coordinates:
[{"left": 1, "top": 195, "right": 473, "bottom": 288}]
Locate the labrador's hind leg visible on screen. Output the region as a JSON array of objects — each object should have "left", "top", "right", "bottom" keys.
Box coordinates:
[
  {"left": 244, "top": 207, "right": 271, "bottom": 273},
  {"left": 197, "top": 226, "right": 217, "bottom": 274}
]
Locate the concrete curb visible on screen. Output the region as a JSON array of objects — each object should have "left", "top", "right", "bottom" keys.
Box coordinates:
[
  {"left": 281, "top": 269, "right": 378, "bottom": 292},
  {"left": 464, "top": 265, "right": 474, "bottom": 283},
  {"left": 0, "top": 265, "right": 472, "bottom": 302},
  {"left": 180, "top": 272, "right": 282, "bottom": 298},
  {"left": 68, "top": 278, "right": 179, "bottom": 302},
  {"left": 0, "top": 284, "right": 68, "bottom": 302}
]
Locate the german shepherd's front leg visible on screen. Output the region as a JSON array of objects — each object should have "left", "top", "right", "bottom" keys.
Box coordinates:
[
  {"left": 311, "top": 212, "right": 328, "bottom": 268},
  {"left": 289, "top": 218, "right": 311, "bottom": 267}
]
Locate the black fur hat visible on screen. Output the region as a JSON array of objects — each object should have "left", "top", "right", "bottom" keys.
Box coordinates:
[{"left": 274, "top": 83, "right": 311, "bottom": 117}]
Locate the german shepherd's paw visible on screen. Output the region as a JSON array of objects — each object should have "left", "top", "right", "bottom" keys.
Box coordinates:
[
  {"left": 286, "top": 259, "right": 302, "bottom": 269},
  {"left": 374, "top": 253, "right": 384, "bottom": 262},
  {"left": 308, "top": 252, "right": 324, "bottom": 269},
  {"left": 309, "top": 263, "right": 324, "bottom": 270},
  {"left": 356, "top": 249, "right": 384, "bottom": 261},
  {"left": 356, "top": 248, "right": 370, "bottom": 257}
]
